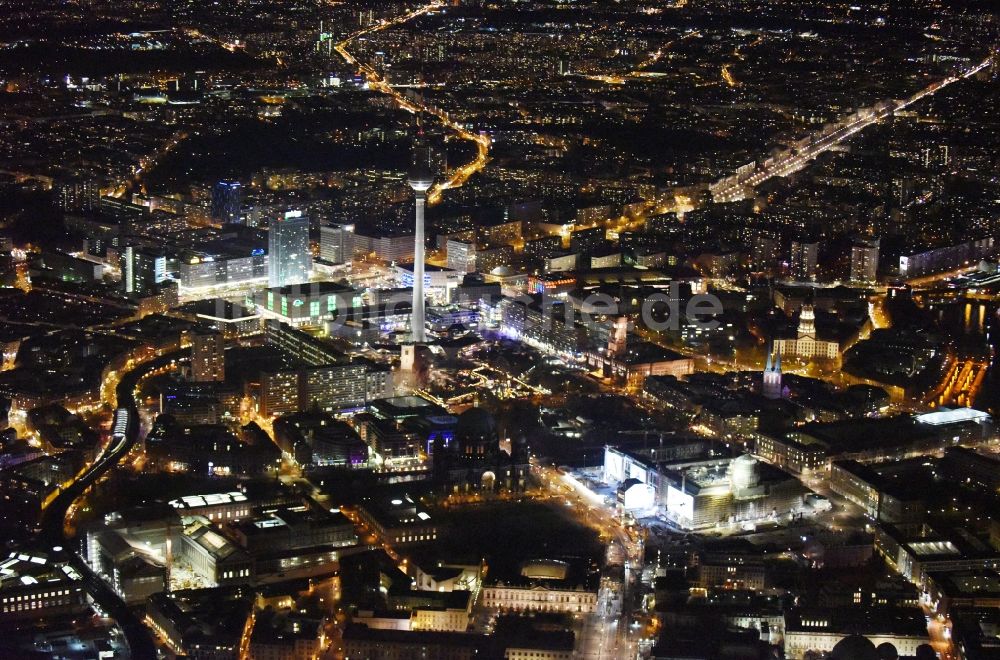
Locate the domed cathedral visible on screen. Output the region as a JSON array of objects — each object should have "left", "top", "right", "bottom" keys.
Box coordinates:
[
  {"left": 828, "top": 635, "right": 881, "bottom": 660},
  {"left": 825, "top": 635, "right": 934, "bottom": 660},
  {"left": 432, "top": 407, "right": 530, "bottom": 494}
]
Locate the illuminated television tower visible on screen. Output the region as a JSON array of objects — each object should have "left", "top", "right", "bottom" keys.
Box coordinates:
[{"left": 407, "top": 135, "right": 434, "bottom": 343}]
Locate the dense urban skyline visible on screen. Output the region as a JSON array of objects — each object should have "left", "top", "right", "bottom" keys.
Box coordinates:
[{"left": 0, "top": 1, "right": 998, "bottom": 659}]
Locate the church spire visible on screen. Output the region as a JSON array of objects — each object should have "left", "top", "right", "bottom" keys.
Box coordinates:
[{"left": 763, "top": 344, "right": 783, "bottom": 400}]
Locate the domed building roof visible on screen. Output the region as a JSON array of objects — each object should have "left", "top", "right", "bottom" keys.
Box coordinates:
[
  {"left": 489, "top": 265, "right": 513, "bottom": 277},
  {"left": 454, "top": 407, "right": 499, "bottom": 459},
  {"left": 456, "top": 407, "right": 496, "bottom": 437},
  {"left": 407, "top": 145, "right": 435, "bottom": 192},
  {"left": 830, "top": 635, "right": 879, "bottom": 660},
  {"left": 729, "top": 454, "right": 761, "bottom": 491},
  {"left": 876, "top": 642, "right": 899, "bottom": 659}
]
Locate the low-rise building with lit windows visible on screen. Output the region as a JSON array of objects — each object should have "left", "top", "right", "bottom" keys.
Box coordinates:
[
  {"left": 357, "top": 494, "right": 439, "bottom": 546},
  {"left": 144, "top": 418, "right": 282, "bottom": 477},
  {"left": 230, "top": 507, "right": 357, "bottom": 553},
  {"left": 86, "top": 504, "right": 179, "bottom": 604},
  {"left": 259, "top": 363, "right": 371, "bottom": 417},
  {"left": 177, "top": 299, "right": 261, "bottom": 339},
  {"left": 783, "top": 607, "right": 929, "bottom": 659},
  {"left": 179, "top": 252, "right": 268, "bottom": 291},
  {"left": 874, "top": 522, "right": 1000, "bottom": 589},
  {"left": 255, "top": 282, "right": 362, "bottom": 327},
  {"left": 180, "top": 521, "right": 254, "bottom": 586},
  {"left": 828, "top": 460, "right": 926, "bottom": 523},
  {"left": 146, "top": 586, "right": 255, "bottom": 660},
  {"left": 774, "top": 304, "right": 841, "bottom": 361},
  {"left": 0, "top": 551, "right": 88, "bottom": 622},
  {"left": 342, "top": 624, "right": 482, "bottom": 660},
  {"left": 481, "top": 559, "right": 599, "bottom": 614},
  {"left": 753, "top": 432, "right": 829, "bottom": 475},
  {"left": 249, "top": 612, "right": 324, "bottom": 660},
  {"left": 490, "top": 294, "right": 584, "bottom": 358},
  {"left": 925, "top": 570, "right": 1000, "bottom": 613},
  {"left": 257, "top": 323, "right": 391, "bottom": 416},
  {"left": 393, "top": 263, "right": 463, "bottom": 303},
  {"left": 168, "top": 491, "right": 270, "bottom": 524},
  {"left": 697, "top": 552, "right": 767, "bottom": 591}
]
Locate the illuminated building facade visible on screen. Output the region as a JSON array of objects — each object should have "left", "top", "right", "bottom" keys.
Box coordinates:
[
  {"left": 268, "top": 210, "right": 312, "bottom": 288},
  {"left": 121, "top": 245, "right": 166, "bottom": 296},
  {"left": 0, "top": 551, "right": 87, "bottom": 622},
  {"left": 446, "top": 239, "right": 476, "bottom": 273},
  {"left": 255, "top": 282, "right": 361, "bottom": 327},
  {"left": 492, "top": 294, "right": 583, "bottom": 358},
  {"left": 211, "top": 180, "right": 243, "bottom": 225},
  {"left": 481, "top": 560, "right": 598, "bottom": 613},
  {"left": 259, "top": 364, "right": 369, "bottom": 417},
  {"left": 179, "top": 253, "right": 268, "bottom": 290},
  {"left": 775, "top": 304, "right": 841, "bottom": 361},
  {"left": 319, "top": 222, "right": 355, "bottom": 264},
  {"left": 394, "top": 263, "right": 462, "bottom": 304},
  {"left": 190, "top": 329, "right": 225, "bottom": 382},
  {"left": 478, "top": 218, "right": 522, "bottom": 247},
  {"left": 432, "top": 407, "right": 529, "bottom": 493},
  {"left": 357, "top": 494, "right": 439, "bottom": 546},
  {"left": 850, "top": 238, "right": 880, "bottom": 283},
  {"left": 604, "top": 450, "right": 807, "bottom": 530},
  {"left": 790, "top": 240, "right": 819, "bottom": 281}
]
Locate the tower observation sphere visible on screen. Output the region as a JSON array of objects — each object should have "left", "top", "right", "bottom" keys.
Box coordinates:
[{"left": 408, "top": 152, "right": 435, "bottom": 192}]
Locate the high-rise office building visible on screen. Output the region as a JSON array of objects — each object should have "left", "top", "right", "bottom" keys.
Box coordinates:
[
  {"left": 259, "top": 364, "right": 369, "bottom": 416},
  {"left": 100, "top": 196, "right": 148, "bottom": 231},
  {"left": 850, "top": 238, "right": 880, "bottom": 283},
  {"left": 211, "top": 180, "right": 243, "bottom": 225},
  {"left": 921, "top": 144, "right": 950, "bottom": 169},
  {"left": 319, "top": 223, "right": 355, "bottom": 264},
  {"left": 180, "top": 253, "right": 268, "bottom": 290},
  {"left": 446, "top": 239, "right": 476, "bottom": 273},
  {"left": 350, "top": 229, "right": 415, "bottom": 263},
  {"left": 191, "top": 330, "right": 225, "bottom": 382},
  {"left": 790, "top": 240, "right": 819, "bottom": 281},
  {"left": 750, "top": 235, "right": 780, "bottom": 275},
  {"left": 268, "top": 210, "right": 312, "bottom": 288},
  {"left": 56, "top": 178, "right": 99, "bottom": 212},
  {"left": 121, "top": 245, "right": 166, "bottom": 296}
]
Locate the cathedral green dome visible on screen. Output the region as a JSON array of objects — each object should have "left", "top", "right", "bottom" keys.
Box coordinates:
[{"left": 829, "top": 635, "right": 879, "bottom": 660}]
